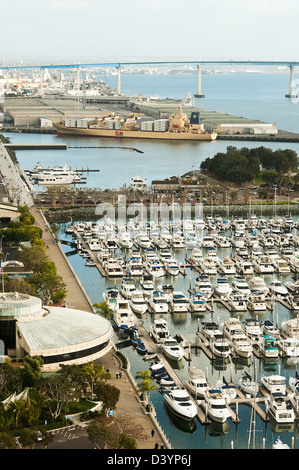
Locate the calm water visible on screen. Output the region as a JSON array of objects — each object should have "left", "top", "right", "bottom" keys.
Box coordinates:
[{"left": 4, "top": 72, "right": 299, "bottom": 449}]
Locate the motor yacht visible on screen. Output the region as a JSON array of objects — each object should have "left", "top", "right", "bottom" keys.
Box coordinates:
[
  {"left": 235, "top": 258, "right": 254, "bottom": 276},
  {"left": 145, "top": 259, "right": 165, "bottom": 278},
  {"left": 140, "top": 275, "right": 154, "bottom": 297},
  {"left": 149, "top": 318, "right": 170, "bottom": 343},
  {"left": 281, "top": 318, "right": 299, "bottom": 337},
  {"left": 201, "top": 321, "right": 222, "bottom": 340},
  {"left": 164, "top": 259, "right": 180, "bottom": 276},
  {"left": 268, "top": 280, "right": 288, "bottom": 298},
  {"left": 194, "top": 275, "right": 213, "bottom": 299},
  {"left": 222, "top": 317, "right": 245, "bottom": 341},
  {"left": 157, "top": 284, "right": 174, "bottom": 302},
  {"left": 249, "top": 277, "right": 269, "bottom": 296},
  {"left": 285, "top": 279, "right": 299, "bottom": 295},
  {"left": 247, "top": 291, "right": 267, "bottom": 312},
  {"left": 277, "top": 337, "right": 299, "bottom": 357},
  {"left": 272, "top": 258, "right": 290, "bottom": 274},
  {"left": 231, "top": 276, "right": 251, "bottom": 297},
  {"left": 129, "top": 290, "right": 147, "bottom": 315},
  {"left": 135, "top": 233, "right": 151, "bottom": 249},
  {"left": 201, "top": 235, "right": 215, "bottom": 248},
  {"left": 203, "top": 389, "right": 231, "bottom": 423},
  {"left": 161, "top": 337, "right": 185, "bottom": 361},
  {"left": 266, "top": 392, "right": 295, "bottom": 424},
  {"left": 261, "top": 374, "right": 286, "bottom": 394},
  {"left": 185, "top": 367, "right": 210, "bottom": 399},
  {"left": 261, "top": 319, "right": 280, "bottom": 338},
  {"left": 243, "top": 318, "right": 263, "bottom": 340},
  {"left": 253, "top": 256, "right": 275, "bottom": 274},
  {"left": 170, "top": 291, "right": 189, "bottom": 313},
  {"left": 113, "top": 298, "right": 135, "bottom": 329},
  {"left": 217, "top": 258, "right": 236, "bottom": 276},
  {"left": 120, "top": 278, "right": 136, "bottom": 299},
  {"left": 213, "top": 278, "right": 232, "bottom": 299},
  {"left": 189, "top": 292, "right": 206, "bottom": 313},
  {"left": 102, "top": 288, "right": 120, "bottom": 311},
  {"left": 118, "top": 231, "right": 133, "bottom": 249},
  {"left": 171, "top": 234, "right": 185, "bottom": 249},
  {"left": 199, "top": 257, "right": 218, "bottom": 275},
  {"left": 227, "top": 291, "right": 248, "bottom": 312},
  {"left": 163, "top": 388, "right": 197, "bottom": 421},
  {"left": 231, "top": 231, "right": 245, "bottom": 248},
  {"left": 258, "top": 335, "right": 279, "bottom": 359},
  {"left": 210, "top": 333, "right": 232, "bottom": 359},
  {"left": 148, "top": 290, "right": 169, "bottom": 313},
  {"left": 104, "top": 258, "right": 124, "bottom": 277}
]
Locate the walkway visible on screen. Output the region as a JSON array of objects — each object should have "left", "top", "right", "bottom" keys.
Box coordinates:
[{"left": 30, "top": 207, "right": 167, "bottom": 449}]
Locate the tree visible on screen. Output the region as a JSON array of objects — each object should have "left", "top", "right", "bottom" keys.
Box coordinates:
[
  {"left": 41, "top": 374, "right": 81, "bottom": 420},
  {"left": 20, "top": 356, "right": 43, "bottom": 388},
  {"left": 83, "top": 363, "right": 111, "bottom": 399},
  {"left": 18, "top": 428, "right": 36, "bottom": 449},
  {"left": 0, "top": 431, "right": 16, "bottom": 449},
  {"left": 87, "top": 415, "right": 143, "bottom": 449},
  {"left": 93, "top": 381, "right": 120, "bottom": 415},
  {"left": 94, "top": 301, "right": 111, "bottom": 320},
  {"left": 135, "top": 370, "right": 158, "bottom": 406}
]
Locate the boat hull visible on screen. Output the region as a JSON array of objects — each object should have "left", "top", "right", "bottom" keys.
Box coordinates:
[{"left": 54, "top": 124, "right": 217, "bottom": 141}]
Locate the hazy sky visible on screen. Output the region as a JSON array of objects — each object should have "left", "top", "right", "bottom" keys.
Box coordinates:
[{"left": 1, "top": 0, "right": 298, "bottom": 64}]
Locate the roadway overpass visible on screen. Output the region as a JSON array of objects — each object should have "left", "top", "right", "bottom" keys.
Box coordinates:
[{"left": 0, "top": 59, "right": 298, "bottom": 99}]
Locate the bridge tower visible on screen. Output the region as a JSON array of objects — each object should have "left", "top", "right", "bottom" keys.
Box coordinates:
[
  {"left": 285, "top": 65, "right": 298, "bottom": 99},
  {"left": 194, "top": 64, "right": 205, "bottom": 98}
]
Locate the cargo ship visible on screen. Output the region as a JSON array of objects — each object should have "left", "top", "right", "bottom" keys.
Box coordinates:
[{"left": 53, "top": 111, "right": 217, "bottom": 141}]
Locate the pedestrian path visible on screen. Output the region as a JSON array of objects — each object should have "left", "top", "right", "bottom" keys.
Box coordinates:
[{"left": 30, "top": 207, "right": 168, "bottom": 449}]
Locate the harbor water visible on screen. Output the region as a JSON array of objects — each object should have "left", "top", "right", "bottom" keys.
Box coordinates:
[{"left": 4, "top": 71, "right": 299, "bottom": 449}]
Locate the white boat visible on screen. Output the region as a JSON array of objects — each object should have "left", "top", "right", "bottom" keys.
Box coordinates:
[
  {"left": 222, "top": 317, "right": 246, "bottom": 341},
  {"left": 149, "top": 318, "right": 170, "bottom": 344},
  {"left": 238, "top": 372, "right": 259, "bottom": 396},
  {"left": 258, "top": 335, "right": 279, "bottom": 358},
  {"left": 171, "top": 234, "right": 185, "bottom": 249},
  {"left": 102, "top": 288, "right": 120, "bottom": 311},
  {"left": 201, "top": 235, "right": 215, "bottom": 248},
  {"left": 288, "top": 372, "right": 299, "bottom": 408},
  {"left": 217, "top": 258, "right": 236, "bottom": 275},
  {"left": 272, "top": 258, "right": 290, "bottom": 274},
  {"left": 227, "top": 291, "right": 248, "bottom": 312},
  {"left": 130, "top": 175, "right": 147, "bottom": 191},
  {"left": 189, "top": 247, "right": 203, "bottom": 264},
  {"left": 253, "top": 256, "right": 275, "bottom": 274},
  {"left": 235, "top": 258, "right": 254, "bottom": 276},
  {"left": 202, "top": 321, "right": 222, "bottom": 340},
  {"left": 215, "top": 234, "right": 231, "bottom": 248},
  {"left": 161, "top": 337, "right": 185, "bottom": 361},
  {"left": 164, "top": 259, "right": 180, "bottom": 276},
  {"left": 145, "top": 259, "right": 165, "bottom": 278},
  {"left": 247, "top": 291, "right": 267, "bottom": 312},
  {"left": 281, "top": 317, "right": 299, "bottom": 337},
  {"left": 140, "top": 275, "right": 154, "bottom": 297},
  {"left": 185, "top": 367, "right": 210, "bottom": 399},
  {"left": 113, "top": 298, "right": 135, "bottom": 329},
  {"left": 249, "top": 277, "right": 269, "bottom": 296},
  {"left": 269, "top": 280, "right": 288, "bottom": 298},
  {"left": 163, "top": 388, "right": 197, "bottom": 421},
  {"left": 194, "top": 275, "right": 213, "bottom": 298},
  {"left": 199, "top": 257, "right": 218, "bottom": 275},
  {"left": 118, "top": 231, "right": 133, "bottom": 249},
  {"left": 266, "top": 392, "right": 295, "bottom": 424},
  {"left": 231, "top": 336, "right": 253, "bottom": 358},
  {"left": 120, "top": 278, "right": 136, "bottom": 299},
  {"left": 278, "top": 337, "right": 299, "bottom": 357},
  {"left": 213, "top": 278, "right": 232, "bottom": 299},
  {"left": 210, "top": 333, "right": 232, "bottom": 359},
  {"left": 272, "top": 438, "right": 290, "bottom": 449},
  {"left": 261, "top": 374, "right": 287, "bottom": 394},
  {"left": 262, "top": 319, "right": 281, "bottom": 338},
  {"left": 104, "top": 258, "right": 124, "bottom": 277},
  {"left": 129, "top": 290, "right": 147, "bottom": 315},
  {"left": 157, "top": 284, "right": 174, "bottom": 302},
  {"left": 189, "top": 292, "right": 206, "bottom": 313},
  {"left": 88, "top": 238, "right": 103, "bottom": 251},
  {"left": 285, "top": 279, "right": 299, "bottom": 295},
  {"left": 159, "top": 248, "right": 172, "bottom": 264},
  {"left": 231, "top": 231, "right": 245, "bottom": 248},
  {"left": 170, "top": 291, "right": 189, "bottom": 312},
  {"left": 136, "top": 233, "right": 151, "bottom": 249},
  {"left": 216, "top": 377, "right": 237, "bottom": 403},
  {"left": 203, "top": 389, "right": 231, "bottom": 423},
  {"left": 149, "top": 291, "right": 169, "bottom": 313},
  {"left": 128, "top": 256, "right": 144, "bottom": 277},
  {"left": 243, "top": 318, "right": 263, "bottom": 340},
  {"left": 231, "top": 276, "right": 251, "bottom": 297}
]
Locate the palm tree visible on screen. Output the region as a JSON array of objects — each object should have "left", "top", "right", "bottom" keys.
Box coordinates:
[
  {"left": 94, "top": 301, "right": 111, "bottom": 320},
  {"left": 135, "top": 370, "right": 158, "bottom": 407}
]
